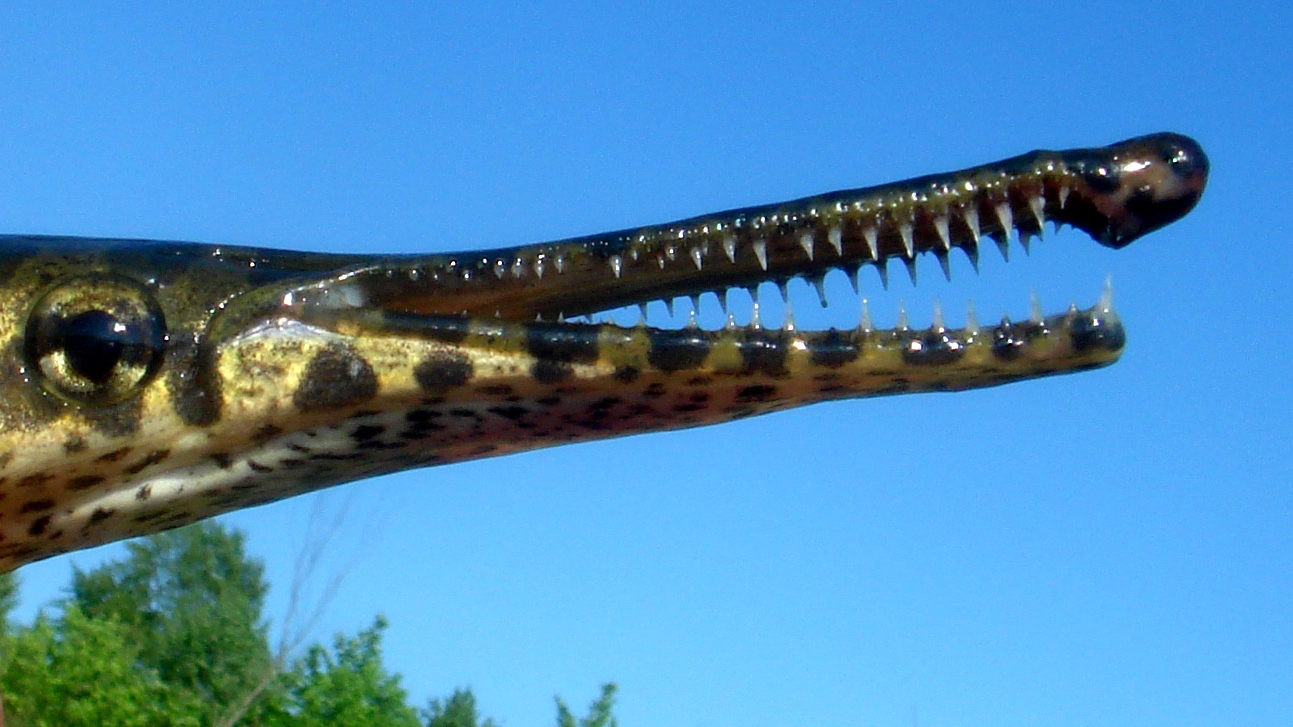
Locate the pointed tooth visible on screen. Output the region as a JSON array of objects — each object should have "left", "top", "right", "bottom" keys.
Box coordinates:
[
  {"left": 629, "top": 247, "right": 640, "bottom": 261},
  {"left": 1058, "top": 184, "right": 1070, "bottom": 209},
  {"left": 554, "top": 255, "right": 565, "bottom": 274},
  {"left": 638, "top": 302, "right": 649, "bottom": 323},
  {"left": 799, "top": 231, "right": 815, "bottom": 260},
  {"left": 994, "top": 235, "right": 1010, "bottom": 261},
  {"left": 934, "top": 215, "right": 951, "bottom": 251},
  {"left": 753, "top": 239, "right": 768, "bottom": 271},
  {"left": 963, "top": 205, "right": 981, "bottom": 243},
  {"left": 846, "top": 265, "right": 860, "bottom": 293},
  {"left": 904, "top": 257, "right": 918, "bottom": 286},
  {"left": 875, "top": 260, "right": 890, "bottom": 289},
  {"left": 1019, "top": 231, "right": 1033, "bottom": 255},
  {"left": 1099, "top": 275, "right": 1115, "bottom": 312},
  {"left": 556, "top": 311, "right": 565, "bottom": 322},
  {"left": 512, "top": 258, "right": 526, "bottom": 277},
  {"left": 899, "top": 221, "right": 915, "bottom": 258},
  {"left": 690, "top": 294, "right": 702, "bottom": 315},
  {"left": 859, "top": 298, "right": 873, "bottom": 333},
  {"left": 534, "top": 258, "right": 545, "bottom": 278},
  {"left": 935, "top": 250, "right": 952, "bottom": 281},
  {"left": 493, "top": 259, "right": 506, "bottom": 278},
  {"left": 962, "top": 243, "right": 980, "bottom": 274},
  {"left": 1029, "top": 195, "right": 1046, "bottom": 236},
  {"left": 725, "top": 312, "right": 737, "bottom": 329},
  {"left": 664, "top": 298, "right": 676, "bottom": 317},
  {"left": 665, "top": 245, "right": 677, "bottom": 262},
  {"left": 690, "top": 246, "right": 704, "bottom": 270},
  {"left": 965, "top": 302, "right": 980, "bottom": 334},
  {"left": 783, "top": 299, "right": 795, "bottom": 331},
  {"left": 994, "top": 202, "right": 1014, "bottom": 242},
  {"left": 827, "top": 226, "right": 843, "bottom": 256},
  {"left": 776, "top": 279, "right": 790, "bottom": 303},
  {"left": 863, "top": 227, "right": 880, "bottom": 260},
  {"left": 1030, "top": 291, "right": 1043, "bottom": 323},
  {"left": 811, "top": 276, "right": 829, "bottom": 308},
  {"left": 932, "top": 301, "right": 945, "bottom": 332},
  {"left": 657, "top": 255, "right": 667, "bottom": 269},
  {"left": 751, "top": 298, "right": 762, "bottom": 329},
  {"left": 896, "top": 302, "right": 909, "bottom": 330},
  {"left": 717, "top": 289, "right": 729, "bottom": 315},
  {"left": 609, "top": 254, "right": 623, "bottom": 278},
  {"left": 686, "top": 309, "right": 699, "bottom": 329},
  {"left": 723, "top": 235, "right": 737, "bottom": 263}
]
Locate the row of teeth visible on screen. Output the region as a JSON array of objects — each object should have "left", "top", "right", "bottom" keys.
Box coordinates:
[
  {"left": 600, "top": 189, "right": 1063, "bottom": 282},
  {"left": 469, "top": 190, "right": 1064, "bottom": 285},
  {"left": 559, "top": 277, "right": 1115, "bottom": 335}
]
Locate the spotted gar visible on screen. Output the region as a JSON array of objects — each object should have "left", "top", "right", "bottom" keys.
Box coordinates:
[{"left": 0, "top": 132, "right": 1207, "bottom": 569}]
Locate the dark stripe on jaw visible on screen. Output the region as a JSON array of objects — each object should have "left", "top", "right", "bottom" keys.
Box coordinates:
[
  {"left": 647, "top": 329, "right": 713, "bottom": 372},
  {"left": 808, "top": 329, "right": 860, "bottom": 368},
  {"left": 738, "top": 329, "right": 789, "bottom": 377},
  {"left": 525, "top": 323, "right": 601, "bottom": 364}
]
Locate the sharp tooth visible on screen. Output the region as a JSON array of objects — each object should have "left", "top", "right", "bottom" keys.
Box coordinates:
[
  {"left": 963, "top": 205, "right": 981, "bottom": 243},
  {"left": 896, "top": 302, "right": 909, "bottom": 330},
  {"left": 1029, "top": 195, "right": 1046, "bottom": 235},
  {"left": 811, "top": 275, "right": 829, "bottom": 308},
  {"left": 723, "top": 235, "right": 737, "bottom": 263},
  {"left": 1099, "top": 275, "right": 1114, "bottom": 313},
  {"left": 799, "top": 231, "right": 815, "bottom": 260},
  {"left": 845, "top": 264, "right": 860, "bottom": 293},
  {"left": 1019, "top": 231, "right": 1033, "bottom": 255},
  {"left": 512, "top": 258, "right": 526, "bottom": 277},
  {"left": 630, "top": 248, "right": 640, "bottom": 261},
  {"left": 687, "top": 309, "right": 699, "bottom": 329},
  {"left": 994, "top": 202, "right": 1014, "bottom": 241},
  {"left": 664, "top": 298, "right": 676, "bottom": 317},
  {"left": 1030, "top": 292, "right": 1043, "bottom": 323},
  {"left": 965, "top": 301, "right": 980, "bottom": 334},
  {"left": 717, "top": 289, "right": 729, "bottom": 315},
  {"left": 690, "top": 246, "right": 704, "bottom": 270},
  {"left": 935, "top": 250, "right": 952, "bottom": 281},
  {"left": 753, "top": 239, "right": 768, "bottom": 271},
  {"left": 554, "top": 255, "right": 565, "bottom": 274},
  {"left": 860, "top": 298, "right": 873, "bottom": 333},
  {"left": 690, "top": 294, "right": 702, "bottom": 315},
  {"left": 777, "top": 279, "right": 790, "bottom": 303},
  {"left": 875, "top": 260, "right": 890, "bottom": 289},
  {"left": 827, "top": 226, "right": 843, "bottom": 256},
  {"left": 962, "top": 243, "right": 980, "bottom": 274},
  {"left": 994, "top": 234, "right": 1010, "bottom": 261},
  {"left": 1058, "top": 184, "right": 1071, "bottom": 208},
  {"left": 534, "top": 258, "right": 545, "bottom": 278},
  {"left": 609, "top": 254, "right": 623, "bottom": 278},
  {"left": 657, "top": 255, "right": 667, "bottom": 269},
  {"left": 494, "top": 259, "right": 506, "bottom": 278},
  {"left": 904, "top": 257, "right": 918, "bottom": 286},
  {"left": 934, "top": 215, "right": 951, "bottom": 251},
  {"left": 638, "top": 302, "right": 649, "bottom": 323},
  {"left": 899, "top": 221, "right": 915, "bottom": 258},
  {"left": 665, "top": 245, "right": 677, "bottom": 262},
  {"left": 863, "top": 226, "right": 880, "bottom": 260},
  {"left": 783, "top": 299, "right": 795, "bottom": 331},
  {"left": 751, "top": 298, "right": 762, "bottom": 329},
  {"left": 932, "top": 301, "right": 945, "bottom": 332}
]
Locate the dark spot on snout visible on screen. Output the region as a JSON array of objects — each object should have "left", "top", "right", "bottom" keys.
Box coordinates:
[
  {"left": 415, "top": 351, "right": 472, "bottom": 393},
  {"left": 739, "top": 330, "right": 789, "bottom": 377},
  {"left": 901, "top": 331, "right": 965, "bottom": 366},
  {"left": 648, "top": 329, "right": 712, "bottom": 372},
  {"left": 1070, "top": 313, "right": 1126, "bottom": 353},
  {"left": 294, "top": 344, "right": 378, "bottom": 411}
]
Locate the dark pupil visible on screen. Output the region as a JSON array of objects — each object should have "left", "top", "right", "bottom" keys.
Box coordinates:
[{"left": 62, "top": 310, "right": 131, "bottom": 384}]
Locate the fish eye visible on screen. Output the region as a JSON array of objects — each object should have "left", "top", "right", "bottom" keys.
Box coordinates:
[{"left": 24, "top": 275, "right": 166, "bottom": 405}]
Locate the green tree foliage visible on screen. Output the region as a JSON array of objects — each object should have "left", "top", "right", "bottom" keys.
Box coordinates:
[
  {"left": 556, "top": 683, "right": 619, "bottom": 727},
  {"left": 0, "top": 521, "right": 620, "bottom": 727}
]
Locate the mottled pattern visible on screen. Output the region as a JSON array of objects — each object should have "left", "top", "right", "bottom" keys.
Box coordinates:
[{"left": 0, "top": 133, "right": 1207, "bottom": 569}]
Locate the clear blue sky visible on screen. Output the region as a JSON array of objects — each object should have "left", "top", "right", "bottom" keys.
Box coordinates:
[{"left": 2, "top": 2, "right": 1289, "bottom": 725}]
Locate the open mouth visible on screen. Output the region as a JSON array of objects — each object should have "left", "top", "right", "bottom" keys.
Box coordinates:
[{"left": 280, "top": 131, "right": 1207, "bottom": 380}]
